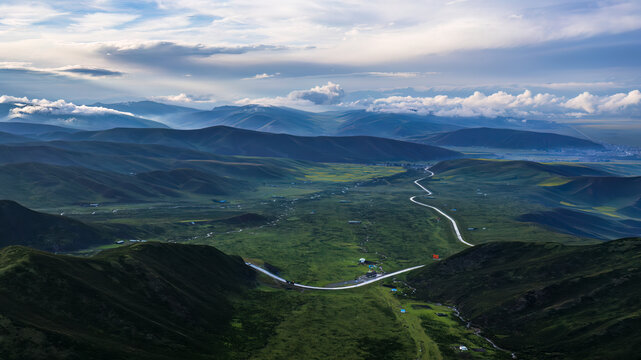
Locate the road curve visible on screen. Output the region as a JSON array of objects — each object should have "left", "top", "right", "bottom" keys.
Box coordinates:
[
  {"left": 246, "top": 262, "right": 425, "bottom": 290},
  {"left": 411, "top": 169, "right": 474, "bottom": 247}
]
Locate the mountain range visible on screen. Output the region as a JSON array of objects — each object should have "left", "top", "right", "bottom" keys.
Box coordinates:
[
  {"left": 0, "top": 101, "right": 169, "bottom": 131},
  {"left": 1, "top": 102, "right": 602, "bottom": 153},
  {"left": 411, "top": 127, "right": 604, "bottom": 150},
  {"left": 36, "top": 125, "right": 463, "bottom": 163}
]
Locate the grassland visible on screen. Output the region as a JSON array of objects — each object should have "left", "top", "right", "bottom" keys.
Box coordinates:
[{"left": 16, "top": 159, "right": 639, "bottom": 358}]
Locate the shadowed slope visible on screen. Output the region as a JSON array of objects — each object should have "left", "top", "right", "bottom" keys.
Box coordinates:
[
  {"left": 0, "top": 242, "right": 255, "bottom": 359},
  {"left": 409, "top": 239, "right": 641, "bottom": 360}
]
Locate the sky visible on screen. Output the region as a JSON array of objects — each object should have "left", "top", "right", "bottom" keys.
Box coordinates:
[{"left": 1, "top": 0, "right": 641, "bottom": 119}]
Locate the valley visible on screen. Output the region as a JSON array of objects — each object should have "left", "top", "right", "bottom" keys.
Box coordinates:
[
  {"left": 4, "top": 3, "right": 641, "bottom": 358},
  {"left": 1, "top": 109, "right": 640, "bottom": 360}
]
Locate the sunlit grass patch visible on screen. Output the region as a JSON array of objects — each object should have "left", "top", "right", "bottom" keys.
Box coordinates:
[
  {"left": 539, "top": 177, "right": 571, "bottom": 187},
  {"left": 299, "top": 163, "right": 405, "bottom": 182}
]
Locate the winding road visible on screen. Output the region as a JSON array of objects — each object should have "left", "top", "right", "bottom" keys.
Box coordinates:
[
  {"left": 246, "top": 167, "right": 472, "bottom": 290},
  {"left": 410, "top": 169, "right": 474, "bottom": 247}
]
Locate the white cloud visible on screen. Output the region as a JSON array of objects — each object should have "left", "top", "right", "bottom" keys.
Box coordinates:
[
  {"left": 0, "top": 95, "right": 29, "bottom": 103},
  {"left": 69, "top": 12, "right": 139, "bottom": 32},
  {"left": 365, "top": 89, "right": 641, "bottom": 117},
  {"left": 0, "top": 62, "right": 123, "bottom": 78},
  {"left": 365, "top": 72, "right": 422, "bottom": 78},
  {"left": 0, "top": 4, "right": 66, "bottom": 27},
  {"left": 563, "top": 90, "right": 641, "bottom": 114},
  {"left": 237, "top": 82, "right": 344, "bottom": 107},
  {"left": 1, "top": 96, "right": 135, "bottom": 118},
  {"left": 152, "top": 93, "right": 215, "bottom": 103},
  {"left": 533, "top": 82, "right": 619, "bottom": 90},
  {"left": 247, "top": 73, "right": 279, "bottom": 80},
  {"left": 289, "top": 82, "right": 344, "bottom": 105}
]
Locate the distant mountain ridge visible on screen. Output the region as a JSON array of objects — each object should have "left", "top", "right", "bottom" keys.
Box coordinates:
[
  {"left": 44, "top": 125, "right": 464, "bottom": 163},
  {"left": 333, "top": 110, "right": 460, "bottom": 138},
  {"left": 173, "top": 105, "right": 331, "bottom": 135},
  {"left": 92, "top": 102, "right": 580, "bottom": 139},
  {"left": 1, "top": 101, "right": 169, "bottom": 131},
  {"left": 411, "top": 127, "right": 603, "bottom": 150},
  {"left": 0, "top": 121, "right": 79, "bottom": 136},
  {"left": 0, "top": 131, "right": 32, "bottom": 144}
]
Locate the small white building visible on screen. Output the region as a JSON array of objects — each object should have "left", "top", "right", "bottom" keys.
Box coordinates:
[
  {"left": 459, "top": 346, "right": 468, "bottom": 351},
  {"left": 359, "top": 258, "right": 366, "bottom": 264}
]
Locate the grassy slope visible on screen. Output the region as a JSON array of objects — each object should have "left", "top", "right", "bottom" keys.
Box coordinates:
[
  {"left": 0, "top": 200, "right": 112, "bottom": 251},
  {"left": 425, "top": 158, "right": 641, "bottom": 241},
  {"left": 0, "top": 142, "right": 303, "bottom": 179},
  {"left": 553, "top": 176, "right": 641, "bottom": 206},
  {"left": 408, "top": 239, "right": 641, "bottom": 359},
  {"left": 0, "top": 242, "right": 255, "bottom": 360},
  {"left": 431, "top": 158, "right": 610, "bottom": 181},
  {"left": 517, "top": 208, "right": 641, "bottom": 240}
]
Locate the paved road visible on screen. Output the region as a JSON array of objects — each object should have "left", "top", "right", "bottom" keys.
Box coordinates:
[
  {"left": 246, "top": 262, "right": 425, "bottom": 290},
  {"left": 410, "top": 169, "right": 474, "bottom": 247},
  {"left": 245, "top": 167, "right": 471, "bottom": 290}
]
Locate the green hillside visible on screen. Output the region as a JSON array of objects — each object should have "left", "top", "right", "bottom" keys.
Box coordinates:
[
  {"left": 0, "top": 242, "right": 255, "bottom": 359},
  {"left": 553, "top": 176, "right": 641, "bottom": 206},
  {"left": 0, "top": 163, "right": 245, "bottom": 206},
  {"left": 431, "top": 159, "right": 610, "bottom": 182},
  {"left": 0, "top": 141, "right": 304, "bottom": 181},
  {"left": 408, "top": 239, "right": 641, "bottom": 359},
  {"left": 135, "top": 168, "right": 244, "bottom": 195},
  {"left": 0, "top": 200, "right": 112, "bottom": 251}
]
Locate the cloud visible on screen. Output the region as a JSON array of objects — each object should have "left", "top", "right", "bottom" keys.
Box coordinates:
[
  {"left": 152, "top": 93, "right": 215, "bottom": 103},
  {"left": 237, "top": 82, "right": 345, "bottom": 107},
  {"left": 98, "top": 41, "right": 285, "bottom": 61},
  {"left": 0, "top": 96, "right": 135, "bottom": 118},
  {"left": 365, "top": 89, "right": 641, "bottom": 118},
  {"left": 365, "top": 72, "right": 423, "bottom": 78},
  {"left": 69, "top": 13, "right": 139, "bottom": 32},
  {"left": 289, "top": 82, "right": 345, "bottom": 105},
  {"left": 247, "top": 73, "right": 279, "bottom": 80},
  {"left": 0, "top": 3, "right": 66, "bottom": 27},
  {"left": 564, "top": 90, "right": 641, "bottom": 114},
  {"left": 0, "top": 95, "right": 29, "bottom": 103},
  {"left": 0, "top": 62, "right": 123, "bottom": 78},
  {"left": 532, "top": 82, "right": 619, "bottom": 90}
]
